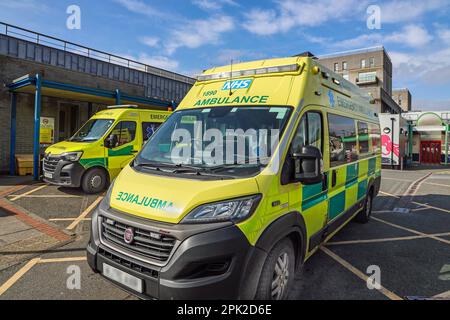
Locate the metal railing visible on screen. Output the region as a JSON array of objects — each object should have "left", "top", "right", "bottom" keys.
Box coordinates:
[{"left": 0, "top": 21, "right": 195, "bottom": 84}]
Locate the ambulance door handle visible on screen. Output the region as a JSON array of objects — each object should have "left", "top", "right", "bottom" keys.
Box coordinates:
[{"left": 331, "top": 170, "right": 337, "bottom": 188}]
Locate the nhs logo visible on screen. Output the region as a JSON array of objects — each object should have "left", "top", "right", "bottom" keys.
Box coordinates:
[{"left": 222, "top": 79, "right": 253, "bottom": 91}]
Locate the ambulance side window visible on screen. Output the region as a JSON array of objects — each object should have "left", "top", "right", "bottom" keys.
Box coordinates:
[
  {"left": 328, "top": 114, "right": 358, "bottom": 167},
  {"left": 368, "top": 123, "right": 381, "bottom": 155},
  {"left": 142, "top": 122, "right": 161, "bottom": 143},
  {"left": 291, "top": 112, "right": 323, "bottom": 153},
  {"left": 108, "top": 121, "right": 136, "bottom": 148},
  {"left": 357, "top": 121, "right": 370, "bottom": 155}
]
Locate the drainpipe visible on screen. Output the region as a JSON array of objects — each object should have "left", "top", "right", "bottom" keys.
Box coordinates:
[
  {"left": 33, "top": 74, "right": 42, "bottom": 181},
  {"left": 408, "top": 122, "right": 413, "bottom": 165},
  {"left": 391, "top": 117, "right": 395, "bottom": 169},
  {"left": 446, "top": 123, "right": 449, "bottom": 166},
  {"left": 9, "top": 93, "right": 17, "bottom": 175}
]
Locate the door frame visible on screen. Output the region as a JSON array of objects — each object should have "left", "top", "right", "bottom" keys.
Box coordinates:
[
  {"left": 420, "top": 140, "right": 441, "bottom": 164},
  {"left": 57, "top": 102, "right": 80, "bottom": 141}
]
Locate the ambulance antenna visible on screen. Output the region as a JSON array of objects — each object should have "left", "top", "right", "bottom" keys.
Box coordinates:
[{"left": 229, "top": 59, "right": 234, "bottom": 96}]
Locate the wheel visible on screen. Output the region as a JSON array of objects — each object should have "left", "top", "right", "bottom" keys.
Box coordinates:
[
  {"left": 255, "top": 239, "right": 295, "bottom": 300},
  {"left": 81, "top": 168, "right": 107, "bottom": 194},
  {"left": 355, "top": 188, "right": 374, "bottom": 223}
]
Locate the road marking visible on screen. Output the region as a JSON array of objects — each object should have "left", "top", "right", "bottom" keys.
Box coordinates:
[
  {"left": 372, "top": 210, "right": 393, "bottom": 214},
  {"left": 423, "top": 182, "right": 450, "bottom": 188},
  {"left": 411, "top": 201, "right": 450, "bottom": 214},
  {"left": 0, "top": 256, "right": 88, "bottom": 296},
  {"left": 379, "top": 191, "right": 450, "bottom": 214},
  {"left": 8, "top": 195, "right": 81, "bottom": 198},
  {"left": 379, "top": 191, "right": 400, "bottom": 198},
  {"left": 320, "top": 247, "right": 403, "bottom": 300},
  {"left": 39, "top": 257, "right": 87, "bottom": 264},
  {"left": 0, "top": 184, "right": 29, "bottom": 198},
  {"left": 49, "top": 218, "right": 91, "bottom": 222},
  {"left": 9, "top": 185, "right": 47, "bottom": 201},
  {"left": 372, "top": 217, "right": 450, "bottom": 246},
  {"left": 402, "top": 173, "right": 432, "bottom": 197},
  {"left": 66, "top": 196, "right": 103, "bottom": 230},
  {"left": 327, "top": 232, "right": 450, "bottom": 246},
  {"left": 0, "top": 258, "right": 40, "bottom": 296},
  {"left": 382, "top": 177, "right": 414, "bottom": 183},
  {"left": 433, "top": 290, "right": 450, "bottom": 299}
]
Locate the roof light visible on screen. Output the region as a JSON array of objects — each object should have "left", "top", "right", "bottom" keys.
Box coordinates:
[
  {"left": 197, "top": 64, "right": 300, "bottom": 82},
  {"left": 107, "top": 105, "right": 138, "bottom": 109}
]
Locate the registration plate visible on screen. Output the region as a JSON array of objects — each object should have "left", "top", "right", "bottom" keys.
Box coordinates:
[
  {"left": 44, "top": 172, "right": 53, "bottom": 179},
  {"left": 103, "top": 263, "right": 143, "bottom": 293}
]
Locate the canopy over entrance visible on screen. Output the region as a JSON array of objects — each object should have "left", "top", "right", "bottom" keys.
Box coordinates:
[{"left": 8, "top": 74, "right": 175, "bottom": 180}]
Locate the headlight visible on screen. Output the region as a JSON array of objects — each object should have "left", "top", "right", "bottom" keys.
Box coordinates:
[
  {"left": 61, "top": 151, "right": 83, "bottom": 162},
  {"left": 181, "top": 194, "right": 262, "bottom": 224},
  {"left": 99, "top": 180, "right": 115, "bottom": 210}
]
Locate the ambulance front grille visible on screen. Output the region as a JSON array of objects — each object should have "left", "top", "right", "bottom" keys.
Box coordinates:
[
  {"left": 100, "top": 218, "right": 176, "bottom": 262},
  {"left": 43, "top": 156, "right": 61, "bottom": 173}
]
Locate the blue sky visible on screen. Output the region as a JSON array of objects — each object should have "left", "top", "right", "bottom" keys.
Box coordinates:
[{"left": 1, "top": 0, "right": 450, "bottom": 110}]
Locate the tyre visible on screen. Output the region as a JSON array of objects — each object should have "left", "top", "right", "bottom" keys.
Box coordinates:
[
  {"left": 355, "top": 188, "right": 374, "bottom": 224},
  {"left": 81, "top": 168, "right": 107, "bottom": 194},
  {"left": 255, "top": 239, "right": 295, "bottom": 300}
]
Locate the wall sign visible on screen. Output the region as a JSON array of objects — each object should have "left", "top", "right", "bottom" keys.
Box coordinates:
[{"left": 40, "top": 117, "right": 55, "bottom": 145}]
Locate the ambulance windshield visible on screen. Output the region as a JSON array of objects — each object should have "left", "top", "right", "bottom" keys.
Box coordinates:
[
  {"left": 136, "top": 106, "right": 292, "bottom": 176},
  {"left": 70, "top": 119, "right": 114, "bottom": 142}
]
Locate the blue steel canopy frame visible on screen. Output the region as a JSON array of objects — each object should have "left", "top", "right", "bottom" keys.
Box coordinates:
[{"left": 8, "top": 74, "right": 176, "bottom": 180}]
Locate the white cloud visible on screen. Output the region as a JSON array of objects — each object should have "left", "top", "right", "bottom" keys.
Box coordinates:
[
  {"left": 390, "top": 47, "right": 450, "bottom": 86},
  {"left": 165, "top": 15, "right": 234, "bottom": 54},
  {"left": 243, "top": 0, "right": 369, "bottom": 36},
  {"left": 140, "top": 36, "right": 160, "bottom": 48},
  {"left": 329, "top": 25, "right": 432, "bottom": 49},
  {"left": 437, "top": 27, "right": 450, "bottom": 44},
  {"left": 141, "top": 55, "right": 180, "bottom": 71},
  {"left": 192, "top": 0, "right": 238, "bottom": 10},
  {"left": 121, "top": 53, "right": 179, "bottom": 71},
  {"left": 385, "top": 25, "right": 433, "bottom": 47},
  {"left": 242, "top": 0, "right": 449, "bottom": 37},
  {"left": 379, "top": 0, "right": 448, "bottom": 24},
  {"left": 0, "top": 0, "right": 48, "bottom": 11},
  {"left": 114, "top": 0, "right": 167, "bottom": 18},
  {"left": 332, "top": 34, "right": 383, "bottom": 49}
]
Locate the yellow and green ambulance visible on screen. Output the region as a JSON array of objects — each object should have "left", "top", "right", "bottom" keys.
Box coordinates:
[
  {"left": 87, "top": 56, "right": 382, "bottom": 300},
  {"left": 43, "top": 106, "right": 171, "bottom": 193}
]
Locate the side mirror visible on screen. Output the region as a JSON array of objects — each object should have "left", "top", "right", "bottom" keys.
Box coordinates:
[
  {"left": 105, "top": 134, "right": 118, "bottom": 149},
  {"left": 292, "top": 146, "right": 323, "bottom": 185}
]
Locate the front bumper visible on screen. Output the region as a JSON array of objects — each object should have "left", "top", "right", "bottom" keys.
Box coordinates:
[
  {"left": 43, "top": 157, "right": 85, "bottom": 188},
  {"left": 87, "top": 205, "right": 266, "bottom": 300}
]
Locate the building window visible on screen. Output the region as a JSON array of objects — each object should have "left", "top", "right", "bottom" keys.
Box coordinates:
[
  {"left": 334, "top": 63, "right": 339, "bottom": 72},
  {"left": 358, "top": 71, "right": 377, "bottom": 83},
  {"left": 361, "top": 59, "right": 366, "bottom": 68},
  {"left": 398, "top": 99, "right": 402, "bottom": 106},
  {"left": 328, "top": 114, "right": 358, "bottom": 166},
  {"left": 342, "top": 61, "right": 348, "bottom": 70},
  {"left": 343, "top": 74, "right": 349, "bottom": 81},
  {"left": 369, "top": 57, "right": 375, "bottom": 67}
]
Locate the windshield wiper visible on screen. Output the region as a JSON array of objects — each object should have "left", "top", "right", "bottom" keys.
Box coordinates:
[{"left": 134, "top": 160, "right": 176, "bottom": 170}]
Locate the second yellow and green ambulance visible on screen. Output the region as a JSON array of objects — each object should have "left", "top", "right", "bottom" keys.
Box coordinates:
[{"left": 43, "top": 106, "right": 171, "bottom": 193}]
